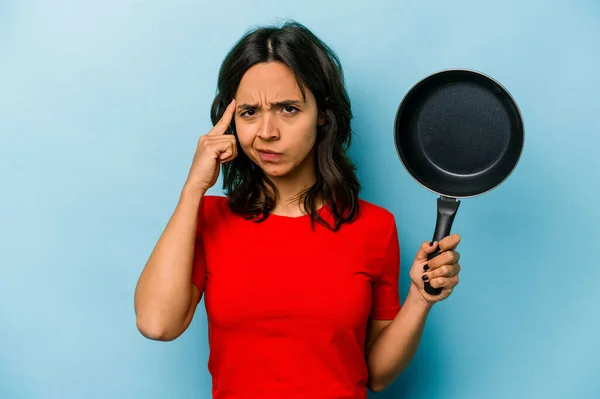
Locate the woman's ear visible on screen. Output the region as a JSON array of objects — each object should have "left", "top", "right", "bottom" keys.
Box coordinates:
[{"left": 318, "top": 96, "right": 329, "bottom": 126}]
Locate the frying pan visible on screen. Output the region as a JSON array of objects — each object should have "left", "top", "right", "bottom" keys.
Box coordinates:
[{"left": 394, "top": 69, "right": 524, "bottom": 295}]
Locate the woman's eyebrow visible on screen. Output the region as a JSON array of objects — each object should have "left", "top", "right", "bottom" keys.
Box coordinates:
[{"left": 237, "top": 99, "right": 303, "bottom": 110}]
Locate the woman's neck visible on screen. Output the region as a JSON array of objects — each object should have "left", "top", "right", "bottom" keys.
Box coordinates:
[{"left": 267, "top": 178, "right": 320, "bottom": 217}]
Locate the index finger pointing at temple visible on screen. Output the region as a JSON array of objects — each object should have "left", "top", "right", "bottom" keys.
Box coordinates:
[{"left": 209, "top": 99, "right": 236, "bottom": 135}]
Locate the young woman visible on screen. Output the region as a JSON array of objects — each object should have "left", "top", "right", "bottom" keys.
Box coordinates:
[{"left": 134, "top": 21, "right": 462, "bottom": 399}]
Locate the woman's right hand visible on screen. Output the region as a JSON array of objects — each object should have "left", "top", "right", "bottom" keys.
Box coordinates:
[{"left": 184, "top": 99, "right": 238, "bottom": 194}]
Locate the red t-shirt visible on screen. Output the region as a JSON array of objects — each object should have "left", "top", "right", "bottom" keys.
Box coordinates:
[{"left": 191, "top": 195, "right": 401, "bottom": 399}]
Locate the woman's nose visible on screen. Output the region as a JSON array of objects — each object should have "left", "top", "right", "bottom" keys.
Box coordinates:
[{"left": 258, "top": 115, "right": 280, "bottom": 139}]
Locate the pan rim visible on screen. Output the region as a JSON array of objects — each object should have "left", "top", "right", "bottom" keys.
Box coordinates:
[{"left": 393, "top": 67, "right": 526, "bottom": 199}]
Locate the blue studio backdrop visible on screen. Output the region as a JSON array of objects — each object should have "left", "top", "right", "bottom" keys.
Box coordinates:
[{"left": 1, "top": 1, "right": 598, "bottom": 398}]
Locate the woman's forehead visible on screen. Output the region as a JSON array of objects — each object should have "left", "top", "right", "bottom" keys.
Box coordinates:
[{"left": 236, "top": 63, "right": 310, "bottom": 104}]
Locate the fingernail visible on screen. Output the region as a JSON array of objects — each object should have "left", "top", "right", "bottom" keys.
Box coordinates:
[
  {"left": 429, "top": 241, "right": 434, "bottom": 246},
  {"left": 423, "top": 264, "right": 429, "bottom": 271},
  {"left": 422, "top": 275, "right": 429, "bottom": 281}
]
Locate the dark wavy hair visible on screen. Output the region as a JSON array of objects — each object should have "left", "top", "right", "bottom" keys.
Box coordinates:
[{"left": 210, "top": 21, "right": 360, "bottom": 231}]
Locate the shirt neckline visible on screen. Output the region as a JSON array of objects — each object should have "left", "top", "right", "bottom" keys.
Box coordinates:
[{"left": 266, "top": 202, "right": 329, "bottom": 220}]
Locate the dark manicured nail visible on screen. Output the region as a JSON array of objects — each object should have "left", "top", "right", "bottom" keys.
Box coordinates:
[
  {"left": 423, "top": 264, "right": 429, "bottom": 271},
  {"left": 429, "top": 241, "right": 434, "bottom": 246},
  {"left": 422, "top": 275, "right": 429, "bottom": 281}
]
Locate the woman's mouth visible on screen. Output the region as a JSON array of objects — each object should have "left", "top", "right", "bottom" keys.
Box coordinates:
[{"left": 257, "top": 150, "right": 283, "bottom": 162}]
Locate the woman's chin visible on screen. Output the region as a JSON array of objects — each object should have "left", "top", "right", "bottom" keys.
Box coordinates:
[{"left": 261, "top": 166, "right": 289, "bottom": 178}]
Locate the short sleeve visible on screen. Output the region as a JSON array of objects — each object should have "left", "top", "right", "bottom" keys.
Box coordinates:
[
  {"left": 369, "top": 217, "right": 401, "bottom": 320},
  {"left": 191, "top": 197, "right": 207, "bottom": 295}
]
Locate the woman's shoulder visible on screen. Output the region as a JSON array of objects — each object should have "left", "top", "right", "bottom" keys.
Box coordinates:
[
  {"left": 198, "top": 194, "right": 229, "bottom": 218},
  {"left": 348, "top": 199, "right": 398, "bottom": 253},
  {"left": 347, "top": 198, "right": 397, "bottom": 236},
  {"left": 356, "top": 198, "right": 395, "bottom": 223},
  {"left": 201, "top": 194, "right": 228, "bottom": 206}
]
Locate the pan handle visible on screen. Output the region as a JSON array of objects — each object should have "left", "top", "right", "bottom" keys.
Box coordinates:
[{"left": 425, "top": 196, "right": 461, "bottom": 295}]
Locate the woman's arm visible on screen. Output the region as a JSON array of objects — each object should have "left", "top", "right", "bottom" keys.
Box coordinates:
[
  {"left": 134, "top": 186, "right": 205, "bottom": 341},
  {"left": 366, "top": 286, "right": 431, "bottom": 392},
  {"left": 134, "top": 99, "right": 238, "bottom": 341},
  {"left": 367, "top": 236, "right": 462, "bottom": 392}
]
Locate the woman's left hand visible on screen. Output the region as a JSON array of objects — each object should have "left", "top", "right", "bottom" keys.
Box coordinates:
[{"left": 409, "top": 234, "right": 462, "bottom": 305}]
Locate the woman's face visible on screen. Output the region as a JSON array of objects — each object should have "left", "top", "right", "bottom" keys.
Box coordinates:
[{"left": 233, "top": 62, "right": 323, "bottom": 179}]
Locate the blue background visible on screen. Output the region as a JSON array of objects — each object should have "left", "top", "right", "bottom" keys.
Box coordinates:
[{"left": 1, "top": 1, "right": 598, "bottom": 398}]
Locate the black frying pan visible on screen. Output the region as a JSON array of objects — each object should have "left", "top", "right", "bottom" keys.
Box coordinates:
[{"left": 394, "top": 69, "right": 524, "bottom": 295}]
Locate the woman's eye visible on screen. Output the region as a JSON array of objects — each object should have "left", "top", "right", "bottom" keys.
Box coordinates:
[
  {"left": 241, "top": 109, "right": 255, "bottom": 117},
  {"left": 283, "top": 106, "right": 298, "bottom": 114}
]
